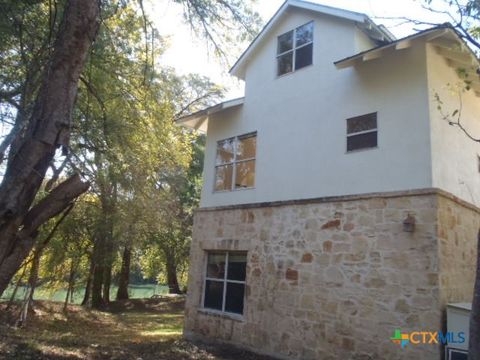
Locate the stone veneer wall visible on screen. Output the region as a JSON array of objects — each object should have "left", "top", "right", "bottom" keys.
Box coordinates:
[{"left": 184, "top": 190, "right": 478, "bottom": 360}]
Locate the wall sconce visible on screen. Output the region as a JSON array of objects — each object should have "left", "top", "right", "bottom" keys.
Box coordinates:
[{"left": 403, "top": 214, "right": 416, "bottom": 233}]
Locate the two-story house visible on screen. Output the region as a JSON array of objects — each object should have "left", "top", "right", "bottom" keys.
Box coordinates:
[{"left": 177, "top": 1, "right": 480, "bottom": 359}]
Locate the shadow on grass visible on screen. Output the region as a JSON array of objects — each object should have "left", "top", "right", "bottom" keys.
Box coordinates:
[{"left": 0, "top": 298, "right": 275, "bottom": 360}]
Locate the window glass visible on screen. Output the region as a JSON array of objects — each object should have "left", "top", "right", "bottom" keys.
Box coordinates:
[
  {"left": 236, "top": 135, "right": 256, "bottom": 160},
  {"left": 235, "top": 160, "right": 255, "bottom": 189},
  {"left": 215, "top": 165, "right": 233, "bottom": 192},
  {"left": 277, "top": 31, "right": 293, "bottom": 54},
  {"left": 204, "top": 280, "right": 224, "bottom": 310},
  {"left": 216, "top": 138, "right": 235, "bottom": 165},
  {"left": 224, "top": 283, "right": 245, "bottom": 314},
  {"left": 277, "top": 53, "right": 293, "bottom": 76},
  {"left": 347, "top": 113, "right": 377, "bottom": 134},
  {"left": 227, "top": 253, "right": 247, "bottom": 281},
  {"left": 296, "top": 22, "right": 313, "bottom": 47},
  {"left": 295, "top": 43, "right": 313, "bottom": 70},
  {"left": 347, "top": 132, "right": 378, "bottom": 152},
  {"left": 206, "top": 253, "right": 226, "bottom": 279},
  {"left": 214, "top": 133, "right": 256, "bottom": 192}
]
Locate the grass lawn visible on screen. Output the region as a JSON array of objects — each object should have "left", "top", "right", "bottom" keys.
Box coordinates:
[
  {"left": 0, "top": 284, "right": 168, "bottom": 304},
  {"left": 0, "top": 297, "right": 275, "bottom": 360}
]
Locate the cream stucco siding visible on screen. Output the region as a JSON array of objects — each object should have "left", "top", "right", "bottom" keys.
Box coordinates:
[
  {"left": 426, "top": 44, "right": 480, "bottom": 207},
  {"left": 201, "top": 10, "right": 432, "bottom": 208}
]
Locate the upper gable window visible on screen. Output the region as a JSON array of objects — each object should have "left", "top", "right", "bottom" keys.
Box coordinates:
[{"left": 277, "top": 22, "right": 314, "bottom": 76}]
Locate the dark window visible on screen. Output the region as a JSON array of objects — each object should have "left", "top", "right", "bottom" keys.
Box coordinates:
[
  {"left": 295, "top": 43, "right": 313, "bottom": 70},
  {"left": 277, "top": 22, "right": 314, "bottom": 76},
  {"left": 203, "top": 252, "right": 247, "bottom": 315},
  {"left": 215, "top": 133, "right": 256, "bottom": 192},
  {"left": 346, "top": 113, "right": 378, "bottom": 152}
]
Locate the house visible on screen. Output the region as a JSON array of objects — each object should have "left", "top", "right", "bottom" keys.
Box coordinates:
[{"left": 177, "top": 1, "right": 480, "bottom": 359}]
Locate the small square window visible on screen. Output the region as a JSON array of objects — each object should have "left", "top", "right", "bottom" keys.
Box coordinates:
[
  {"left": 203, "top": 252, "right": 247, "bottom": 315},
  {"left": 346, "top": 113, "right": 378, "bottom": 152}
]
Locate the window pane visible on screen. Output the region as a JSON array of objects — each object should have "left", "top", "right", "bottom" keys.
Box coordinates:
[
  {"left": 235, "top": 160, "right": 255, "bottom": 189},
  {"left": 207, "top": 253, "right": 226, "bottom": 279},
  {"left": 347, "top": 132, "right": 378, "bottom": 152},
  {"left": 277, "top": 31, "right": 293, "bottom": 54},
  {"left": 296, "top": 22, "right": 313, "bottom": 47},
  {"left": 204, "top": 280, "right": 224, "bottom": 311},
  {"left": 227, "top": 253, "right": 247, "bottom": 281},
  {"left": 236, "top": 134, "right": 256, "bottom": 161},
  {"left": 216, "top": 138, "right": 235, "bottom": 165},
  {"left": 215, "top": 165, "right": 233, "bottom": 191},
  {"left": 225, "top": 282, "right": 245, "bottom": 314},
  {"left": 347, "top": 113, "right": 377, "bottom": 134},
  {"left": 295, "top": 43, "right": 313, "bottom": 70},
  {"left": 277, "top": 52, "right": 293, "bottom": 76}
]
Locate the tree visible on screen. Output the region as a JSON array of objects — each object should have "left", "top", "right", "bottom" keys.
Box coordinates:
[
  {"left": 0, "top": 0, "right": 259, "bottom": 301},
  {"left": 0, "top": 0, "right": 99, "bottom": 296}
]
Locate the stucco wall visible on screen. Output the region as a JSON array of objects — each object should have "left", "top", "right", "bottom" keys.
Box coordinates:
[
  {"left": 200, "top": 9, "right": 432, "bottom": 208},
  {"left": 426, "top": 44, "right": 480, "bottom": 207},
  {"left": 184, "top": 192, "right": 478, "bottom": 360}
]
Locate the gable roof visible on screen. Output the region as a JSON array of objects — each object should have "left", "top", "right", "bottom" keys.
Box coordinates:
[
  {"left": 229, "top": 0, "right": 396, "bottom": 80},
  {"left": 175, "top": 98, "right": 244, "bottom": 133},
  {"left": 334, "top": 23, "right": 480, "bottom": 96}
]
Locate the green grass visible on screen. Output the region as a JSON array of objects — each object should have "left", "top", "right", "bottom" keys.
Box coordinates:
[
  {"left": 0, "top": 298, "right": 274, "bottom": 360},
  {"left": 0, "top": 284, "right": 168, "bottom": 304}
]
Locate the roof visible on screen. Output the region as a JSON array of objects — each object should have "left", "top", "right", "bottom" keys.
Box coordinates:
[
  {"left": 230, "top": 0, "right": 396, "bottom": 80},
  {"left": 334, "top": 24, "right": 480, "bottom": 96},
  {"left": 175, "top": 98, "right": 244, "bottom": 133}
]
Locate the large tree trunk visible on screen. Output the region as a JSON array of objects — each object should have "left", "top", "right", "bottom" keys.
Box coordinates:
[
  {"left": 91, "top": 234, "right": 106, "bottom": 309},
  {"left": 81, "top": 258, "right": 95, "bottom": 306},
  {"left": 469, "top": 230, "right": 480, "bottom": 359},
  {"left": 166, "top": 257, "right": 181, "bottom": 295},
  {"left": 0, "top": 0, "right": 99, "bottom": 297},
  {"left": 116, "top": 243, "right": 131, "bottom": 300}
]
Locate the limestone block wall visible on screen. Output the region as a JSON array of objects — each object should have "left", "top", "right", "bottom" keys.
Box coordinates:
[{"left": 184, "top": 190, "right": 478, "bottom": 360}]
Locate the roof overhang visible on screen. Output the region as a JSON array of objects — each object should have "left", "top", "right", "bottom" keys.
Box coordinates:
[
  {"left": 334, "top": 25, "right": 480, "bottom": 96},
  {"left": 229, "top": 0, "right": 395, "bottom": 80},
  {"left": 175, "top": 97, "right": 244, "bottom": 133}
]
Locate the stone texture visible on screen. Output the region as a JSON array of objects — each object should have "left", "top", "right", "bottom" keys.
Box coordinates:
[{"left": 184, "top": 192, "right": 479, "bottom": 360}]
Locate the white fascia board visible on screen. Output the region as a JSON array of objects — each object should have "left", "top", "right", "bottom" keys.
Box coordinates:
[
  {"left": 230, "top": 0, "right": 379, "bottom": 80},
  {"left": 175, "top": 98, "right": 245, "bottom": 133}
]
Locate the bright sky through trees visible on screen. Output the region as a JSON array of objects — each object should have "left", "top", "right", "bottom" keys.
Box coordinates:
[{"left": 149, "top": 0, "right": 452, "bottom": 99}]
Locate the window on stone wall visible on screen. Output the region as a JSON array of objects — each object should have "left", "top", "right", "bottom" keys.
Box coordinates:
[
  {"left": 215, "top": 133, "right": 256, "bottom": 192},
  {"left": 203, "top": 251, "right": 247, "bottom": 315},
  {"left": 277, "top": 21, "right": 314, "bottom": 76},
  {"left": 346, "top": 112, "right": 378, "bottom": 152}
]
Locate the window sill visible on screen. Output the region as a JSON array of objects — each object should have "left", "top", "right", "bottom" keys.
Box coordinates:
[
  {"left": 276, "top": 63, "right": 313, "bottom": 79},
  {"left": 213, "top": 187, "right": 255, "bottom": 194},
  {"left": 197, "top": 308, "right": 245, "bottom": 322},
  {"left": 345, "top": 146, "right": 379, "bottom": 154}
]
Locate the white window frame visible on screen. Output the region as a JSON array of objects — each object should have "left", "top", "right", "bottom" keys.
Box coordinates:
[
  {"left": 214, "top": 132, "right": 256, "bottom": 192},
  {"left": 276, "top": 21, "right": 314, "bottom": 77},
  {"left": 202, "top": 251, "right": 247, "bottom": 316},
  {"left": 346, "top": 113, "right": 378, "bottom": 153}
]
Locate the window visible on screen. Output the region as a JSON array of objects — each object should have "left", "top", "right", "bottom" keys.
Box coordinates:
[
  {"left": 346, "top": 113, "right": 378, "bottom": 152},
  {"left": 215, "top": 133, "right": 256, "bottom": 192},
  {"left": 203, "top": 252, "right": 247, "bottom": 315},
  {"left": 277, "top": 22, "right": 314, "bottom": 76}
]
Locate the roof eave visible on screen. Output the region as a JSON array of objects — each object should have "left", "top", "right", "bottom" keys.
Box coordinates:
[
  {"left": 229, "top": 0, "right": 392, "bottom": 80},
  {"left": 175, "top": 97, "right": 245, "bottom": 133}
]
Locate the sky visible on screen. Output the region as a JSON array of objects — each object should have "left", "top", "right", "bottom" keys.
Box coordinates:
[{"left": 148, "top": 0, "right": 453, "bottom": 99}]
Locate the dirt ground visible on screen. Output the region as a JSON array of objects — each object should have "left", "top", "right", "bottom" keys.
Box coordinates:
[{"left": 0, "top": 297, "right": 275, "bottom": 360}]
